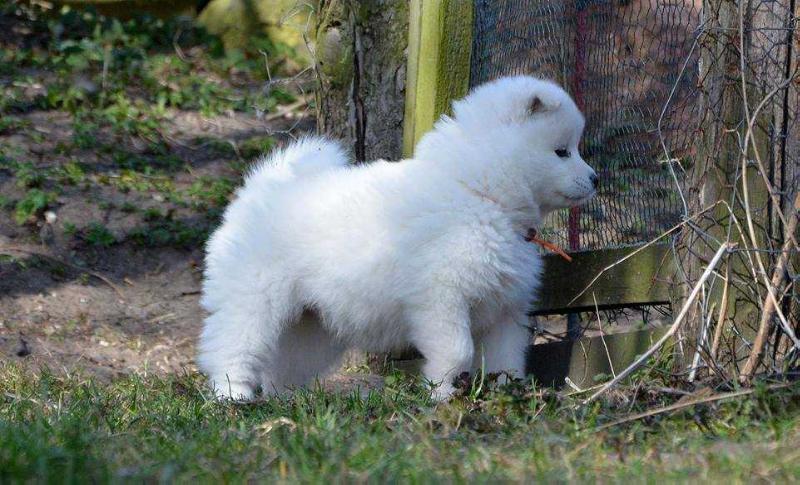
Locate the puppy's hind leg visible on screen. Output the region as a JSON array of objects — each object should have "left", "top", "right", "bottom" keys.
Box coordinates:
[
  {"left": 265, "top": 311, "right": 346, "bottom": 393},
  {"left": 198, "top": 283, "right": 295, "bottom": 400}
]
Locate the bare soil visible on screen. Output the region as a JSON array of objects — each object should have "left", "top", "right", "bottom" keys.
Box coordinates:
[{"left": 0, "top": 108, "right": 313, "bottom": 380}]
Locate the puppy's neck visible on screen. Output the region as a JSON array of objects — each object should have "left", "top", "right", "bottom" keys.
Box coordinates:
[{"left": 456, "top": 179, "right": 544, "bottom": 233}]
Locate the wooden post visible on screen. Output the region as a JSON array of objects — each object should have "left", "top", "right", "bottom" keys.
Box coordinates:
[{"left": 402, "top": 0, "right": 473, "bottom": 157}]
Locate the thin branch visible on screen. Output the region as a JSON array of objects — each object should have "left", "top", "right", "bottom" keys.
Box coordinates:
[
  {"left": 710, "top": 254, "right": 731, "bottom": 360},
  {"left": 567, "top": 202, "right": 723, "bottom": 307},
  {"left": 593, "top": 293, "right": 616, "bottom": 378}
]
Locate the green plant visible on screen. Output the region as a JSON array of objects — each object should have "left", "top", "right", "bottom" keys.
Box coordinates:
[
  {"left": 72, "top": 117, "right": 100, "bottom": 149},
  {"left": 63, "top": 222, "right": 78, "bottom": 236},
  {"left": 56, "top": 161, "right": 86, "bottom": 185},
  {"left": 129, "top": 216, "right": 209, "bottom": 249},
  {"left": 14, "top": 162, "right": 45, "bottom": 188},
  {"left": 14, "top": 189, "right": 53, "bottom": 225},
  {"left": 120, "top": 202, "right": 138, "bottom": 213},
  {"left": 239, "top": 135, "right": 276, "bottom": 159},
  {"left": 187, "top": 176, "right": 235, "bottom": 209},
  {"left": 84, "top": 222, "right": 116, "bottom": 247}
]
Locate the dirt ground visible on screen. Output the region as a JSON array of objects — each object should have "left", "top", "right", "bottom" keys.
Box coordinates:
[{"left": 0, "top": 106, "right": 319, "bottom": 379}]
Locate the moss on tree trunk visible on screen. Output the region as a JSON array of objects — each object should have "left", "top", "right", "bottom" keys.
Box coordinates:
[{"left": 315, "top": 0, "right": 409, "bottom": 162}]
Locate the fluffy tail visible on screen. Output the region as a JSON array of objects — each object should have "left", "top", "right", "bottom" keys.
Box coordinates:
[{"left": 244, "top": 136, "right": 350, "bottom": 188}]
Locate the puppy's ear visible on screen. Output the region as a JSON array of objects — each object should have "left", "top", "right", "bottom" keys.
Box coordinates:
[
  {"left": 528, "top": 96, "right": 546, "bottom": 115},
  {"left": 527, "top": 96, "right": 560, "bottom": 116}
]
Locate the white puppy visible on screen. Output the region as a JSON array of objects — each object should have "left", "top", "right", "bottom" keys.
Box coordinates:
[{"left": 198, "top": 75, "right": 597, "bottom": 400}]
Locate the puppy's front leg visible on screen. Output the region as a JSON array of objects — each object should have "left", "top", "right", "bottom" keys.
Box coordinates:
[
  {"left": 475, "top": 313, "right": 530, "bottom": 380},
  {"left": 408, "top": 304, "right": 474, "bottom": 401}
]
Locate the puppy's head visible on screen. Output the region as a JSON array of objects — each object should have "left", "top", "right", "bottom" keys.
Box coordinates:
[{"left": 445, "top": 76, "right": 598, "bottom": 212}]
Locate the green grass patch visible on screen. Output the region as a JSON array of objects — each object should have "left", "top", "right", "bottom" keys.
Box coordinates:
[
  {"left": 13, "top": 162, "right": 45, "bottom": 189},
  {"left": 14, "top": 189, "right": 55, "bottom": 225},
  {"left": 129, "top": 211, "right": 209, "bottom": 249},
  {"left": 0, "top": 366, "right": 799, "bottom": 482},
  {"left": 55, "top": 160, "right": 87, "bottom": 186},
  {"left": 83, "top": 222, "right": 116, "bottom": 247},
  {"left": 186, "top": 176, "right": 235, "bottom": 209},
  {"left": 239, "top": 135, "right": 276, "bottom": 160}
]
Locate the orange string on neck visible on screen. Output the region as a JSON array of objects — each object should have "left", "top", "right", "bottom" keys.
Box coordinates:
[{"left": 525, "top": 229, "right": 573, "bottom": 262}]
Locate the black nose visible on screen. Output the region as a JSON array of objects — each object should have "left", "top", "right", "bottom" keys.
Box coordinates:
[{"left": 590, "top": 173, "right": 599, "bottom": 189}]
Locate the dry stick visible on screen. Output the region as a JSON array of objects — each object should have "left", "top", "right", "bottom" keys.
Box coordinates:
[
  {"left": 0, "top": 246, "right": 124, "bottom": 298},
  {"left": 593, "top": 293, "right": 616, "bottom": 378},
  {"left": 263, "top": 97, "right": 310, "bottom": 122},
  {"left": 710, "top": 255, "right": 731, "bottom": 361},
  {"left": 594, "top": 381, "right": 795, "bottom": 431},
  {"left": 740, "top": 129, "right": 800, "bottom": 350},
  {"left": 776, "top": 280, "right": 799, "bottom": 359},
  {"left": 583, "top": 243, "right": 732, "bottom": 405},
  {"left": 688, "top": 301, "right": 716, "bottom": 383},
  {"left": 740, "top": 193, "right": 800, "bottom": 382}
]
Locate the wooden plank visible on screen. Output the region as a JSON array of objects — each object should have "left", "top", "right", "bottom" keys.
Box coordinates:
[
  {"left": 533, "top": 243, "right": 674, "bottom": 314},
  {"left": 402, "top": 0, "right": 473, "bottom": 157},
  {"left": 526, "top": 327, "right": 669, "bottom": 388}
]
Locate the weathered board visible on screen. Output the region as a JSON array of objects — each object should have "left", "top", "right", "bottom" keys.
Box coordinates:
[
  {"left": 526, "top": 327, "right": 669, "bottom": 388},
  {"left": 402, "top": 0, "right": 473, "bottom": 157},
  {"left": 533, "top": 243, "right": 674, "bottom": 314}
]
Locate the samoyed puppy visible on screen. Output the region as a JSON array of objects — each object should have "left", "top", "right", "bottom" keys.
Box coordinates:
[{"left": 198, "top": 75, "right": 597, "bottom": 400}]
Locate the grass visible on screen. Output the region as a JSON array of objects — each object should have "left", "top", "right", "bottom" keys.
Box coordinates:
[
  {"left": 83, "top": 222, "right": 116, "bottom": 247},
  {"left": 1, "top": 365, "right": 799, "bottom": 482},
  {"left": 14, "top": 189, "right": 55, "bottom": 225}
]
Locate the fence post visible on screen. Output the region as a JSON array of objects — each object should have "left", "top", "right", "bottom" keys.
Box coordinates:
[{"left": 402, "top": 0, "right": 473, "bottom": 157}]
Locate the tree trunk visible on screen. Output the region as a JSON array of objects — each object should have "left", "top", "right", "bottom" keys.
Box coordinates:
[{"left": 315, "top": 0, "right": 409, "bottom": 162}]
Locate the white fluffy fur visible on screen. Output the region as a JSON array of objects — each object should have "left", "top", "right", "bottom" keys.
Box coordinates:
[{"left": 198, "top": 75, "right": 597, "bottom": 400}]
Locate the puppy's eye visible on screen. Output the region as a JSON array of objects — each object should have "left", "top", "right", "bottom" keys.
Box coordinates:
[{"left": 555, "top": 148, "right": 570, "bottom": 158}]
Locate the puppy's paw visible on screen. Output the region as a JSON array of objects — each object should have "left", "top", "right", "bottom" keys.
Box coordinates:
[
  {"left": 430, "top": 383, "right": 456, "bottom": 402},
  {"left": 208, "top": 377, "right": 256, "bottom": 401}
]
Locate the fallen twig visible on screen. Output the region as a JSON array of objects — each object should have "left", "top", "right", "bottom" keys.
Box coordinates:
[
  {"left": 593, "top": 293, "right": 616, "bottom": 378},
  {"left": 710, "top": 255, "right": 731, "bottom": 361},
  {"left": 263, "top": 97, "right": 310, "bottom": 122}
]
